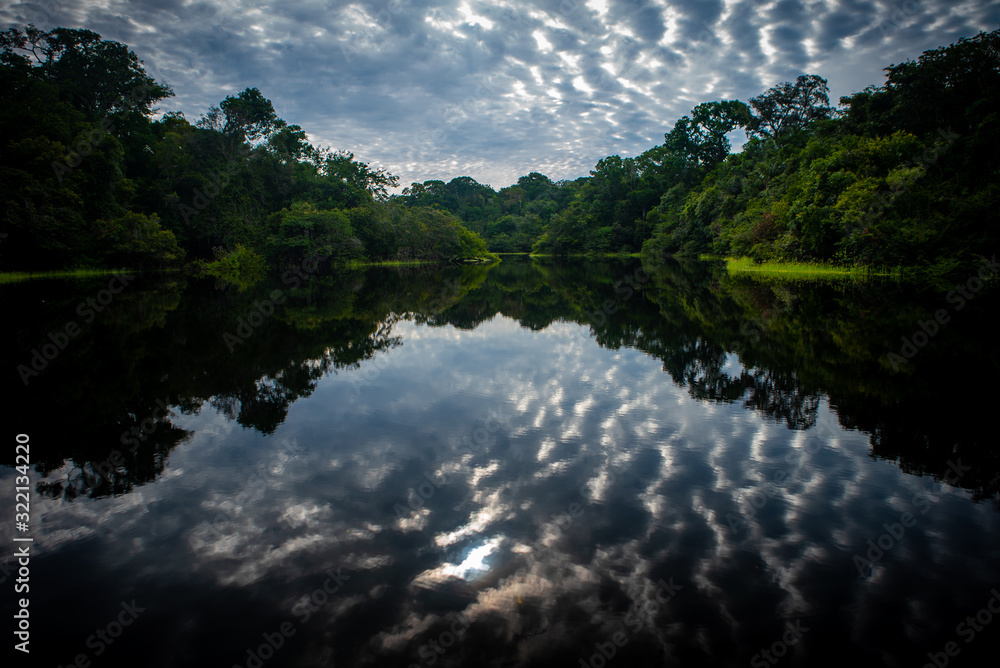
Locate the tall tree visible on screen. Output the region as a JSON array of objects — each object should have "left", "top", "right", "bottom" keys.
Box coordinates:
[
  {"left": 323, "top": 150, "right": 399, "bottom": 201},
  {"left": 747, "top": 75, "right": 832, "bottom": 142},
  {"left": 665, "top": 100, "right": 753, "bottom": 168},
  {"left": 0, "top": 25, "right": 172, "bottom": 118}
]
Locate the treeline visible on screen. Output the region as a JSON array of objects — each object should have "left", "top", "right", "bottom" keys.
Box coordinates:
[
  {"left": 0, "top": 25, "right": 495, "bottom": 273},
  {"left": 3, "top": 26, "right": 997, "bottom": 275},
  {"left": 400, "top": 30, "right": 1000, "bottom": 276}
]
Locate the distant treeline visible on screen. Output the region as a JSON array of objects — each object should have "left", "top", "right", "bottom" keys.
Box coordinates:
[
  {"left": 0, "top": 25, "right": 495, "bottom": 273},
  {"left": 2, "top": 26, "right": 998, "bottom": 276},
  {"left": 400, "top": 30, "right": 1000, "bottom": 277}
]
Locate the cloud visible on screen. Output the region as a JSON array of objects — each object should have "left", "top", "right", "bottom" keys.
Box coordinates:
[{"left": 0, "top": 0, "right": 995, "bottom": 190}]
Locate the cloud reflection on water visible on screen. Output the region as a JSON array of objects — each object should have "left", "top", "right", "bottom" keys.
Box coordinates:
[{"left": 10, "top": 312, "right": 999, "bottom": 665}]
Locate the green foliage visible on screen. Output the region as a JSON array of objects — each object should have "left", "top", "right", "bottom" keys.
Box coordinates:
[
  {"left": 665, "top": 100, "right": 753, "bottom": 168},
  {"left": 218, "top": 87, "right": 282, "bottom": 144},
  {"left": 1, "top": 25, "right": 996, "bottom": 278},
  {"left": 640, "top": 32, "right": 1000, "bottom": 277},
  {"left": 383, "top": 204, "right": 497, "bottom": 262},
  {"left": 97, "top": 212, "right": 185, "bottom": 269},
  {"left": 322, "top": 150, "right": 399, "bottom": 201},
  {"left": 265, "top": 201, "right": 362, "bottom": 266},
  {"left": 0, "top": 25, "right": 171, "bottom": 270},
  {"left": 0, "top": 267, "right": 132, "bottom": 284},
  {"left": 202, "top": 244, "right": 267, "bottom": 289},
  {"left": 723, "top": 257, "right": 901, "bottom": 281},
  {"left": 840, "top": 30, "right": 1000, "bottom": 140},
  {"left": 0, "top": 25, "right": 173, "bottom": 118},
  {"left": 747, "top": 74, "right": 833, "bottom": 142},
  {"left": 400, "top": 173, "right": 576, "bottom": 253},
  {"left": 0, "top": 25, "right": 498, "bottom": 272}
]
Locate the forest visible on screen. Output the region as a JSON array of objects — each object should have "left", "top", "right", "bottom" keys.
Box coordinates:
[
  {"left": 1, "top": 25, "right": 998, "bottom": 278},
  {"left": 0, "top": 25, "right": 495, "bottom": 275}
]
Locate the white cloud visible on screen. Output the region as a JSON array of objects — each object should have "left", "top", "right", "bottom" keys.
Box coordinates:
[{"left": 0, "top": 0, "right": 993, "bottom": 189}]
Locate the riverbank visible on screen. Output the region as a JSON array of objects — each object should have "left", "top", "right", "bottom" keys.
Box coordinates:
[
  {"left": 720, "top": 257, "right": 904, "bottom": 281},
  {"left": 0, "top": 268, "right": 137, "bottom": 285}
]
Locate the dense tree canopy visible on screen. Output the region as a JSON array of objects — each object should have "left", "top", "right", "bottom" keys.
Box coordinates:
[
  {"left": 404, "top": 30, "right": 998, "bottom": 277},
  {"left": 747, "top": 74, "right": 833, "bottom": 142},
  {"left": 0, "top": 25, "right": 493, "bottom": 273},
  {"left": 1, "top": 25, "right": 997, "bottom": 277}
]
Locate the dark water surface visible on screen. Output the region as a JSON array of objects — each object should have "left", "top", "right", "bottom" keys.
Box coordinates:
[{"left": 3, "top": 258, "right": 999, "bottom": 667}]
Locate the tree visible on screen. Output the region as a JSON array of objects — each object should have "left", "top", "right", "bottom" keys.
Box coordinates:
[
  {"left": 0, "top": 26, "right": 175, "bottom": 269},
  {"left": 516, "top": 172, "right": 555, "bottom": 199},
  {"left": 268, "top": 124, "right": 315, "bottom": 164},
  {"left": 322, "top": 150, "right": 399, "bottom": 201},
  {"left": 219, "top": 87, "right": 284, "bottom": 145},
  {"left": 0, "top": 25, "right": 172, "bottom": 118},
  {"left": 840, "top": 29, "right": 1000, "bottom": 138},
  {"left": 98, "top": 212, "right": 185, "bottom": 268},
  {"left": 665, "top": 100, "right": 753, "bottom": 168},
  {"left": 197, "top": 87, "right": 285, "bottom": 158},
  {"left": 266, "top": 201, "right": 362, "bottom": 265},
  {"left": 747, "top": 75, "right": 832, "bottom": 142}
]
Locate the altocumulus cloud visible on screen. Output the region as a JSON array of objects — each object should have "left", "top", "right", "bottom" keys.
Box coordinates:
[{"left": 1, "top": 0, "right": 997, "bottom": 190}]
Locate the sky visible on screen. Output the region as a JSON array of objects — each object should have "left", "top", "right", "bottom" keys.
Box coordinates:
[{"left": 2, "top": 0, "right": 998, "bottom": 191}]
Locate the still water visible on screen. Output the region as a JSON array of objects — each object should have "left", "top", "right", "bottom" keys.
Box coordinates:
[{"left": 2, "top": 258, "right": 999, "bottom": 667}]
